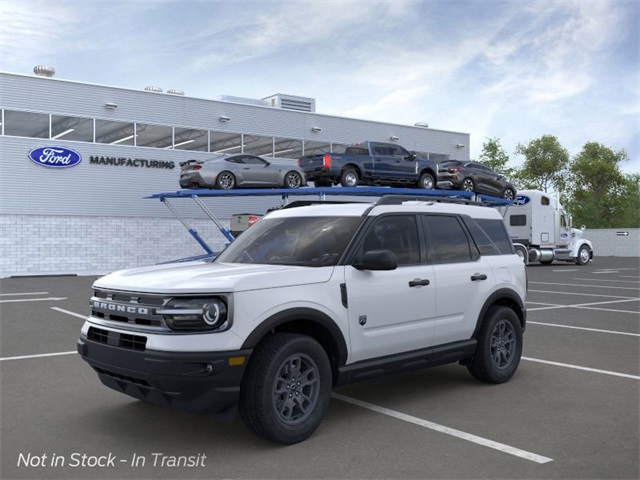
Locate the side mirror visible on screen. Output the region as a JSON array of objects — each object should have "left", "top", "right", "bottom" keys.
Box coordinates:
[
  {"left": 404, "top": 151, "right": 417, "bottom": 161},
  {"left": 353, "top": 250, "right": 397, "bottom": 271},
  {"left": 581, "top": 225, "right": 586, "bottom": 231}
]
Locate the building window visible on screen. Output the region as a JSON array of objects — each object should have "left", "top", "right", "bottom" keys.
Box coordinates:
[
  {"left": 210, "top": 131, "right": 243, "bottom": 154},
  {"left": 51, "top": 115, "right": 94, "bottom": 142},
  {"left": 273, "top": 137, "right": 303, "bottom": 159},
  {"left": 136, "top": 123, "right": 173, "bottom": 149},
  {"left": 173, "top": 127, "right": 208, "bottom": 151},
  {"left": 244, "top": 134, "right": 274, "bottom": 156},
  {"left": 95, "top": 119, "right": 135, "bottom": 146},
  {"left": 3, "top": 110, "right": 49, "bottom": 138}
]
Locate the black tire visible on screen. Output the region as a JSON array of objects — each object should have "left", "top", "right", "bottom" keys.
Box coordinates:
[
  {"left": 238, "top": 333, "right": 332, "bottom": 445},
  {"left": 461, "top": 177, "right": 475, "bottom": 192},
  {"left": 417, "top": 172, "right": 435, "bottom": 190},
  {"left": 216, "top": 171, "right": 236, "bottom": 190},
  {"left": 340, "top": 168, "right": 359, "bottom": 187},
  {"left": 467, "top": 306, "right": 522, "bottom": 384},
  {"left": 502, "top": 188, "right": 515, "bottom": 200},
  {"left": 284, "top": 171, "right": 303, "bottom": 189},
  {"left": 575, "top": 245, "right": 590, "bottom": 265}
]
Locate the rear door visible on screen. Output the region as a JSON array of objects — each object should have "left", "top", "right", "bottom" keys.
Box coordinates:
[{"left": 421, "top": 214, "right": 496, "bottom": 344}]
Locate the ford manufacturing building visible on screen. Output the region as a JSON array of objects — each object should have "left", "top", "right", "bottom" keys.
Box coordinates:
[{"left": 0, "top": 68, "right": 470, "bottom": 277}]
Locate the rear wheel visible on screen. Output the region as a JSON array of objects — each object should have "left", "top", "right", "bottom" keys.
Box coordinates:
[
  {"left": 467, "top": 306, "right": 522, "bottom": 384},
  {"left": 238, "top": 333, "right": 332, "bottom": 445},
  {"left": 340, "top": 168, "right": 359, "bottom": 187},
  {"left": 216, "top": 171, "right": 236, "bottom": 190},
  {"left": 417, "top": 172, "right": 435, "bottom": 190},
  {"left": 502, "top": 188, "right": 515, "bottom": 200},
  {"left": 461, "top": 177, "right": 475, "bottom": 192},
  {"left": 284, "top": 171, "right": 303, "bottom": 189}
]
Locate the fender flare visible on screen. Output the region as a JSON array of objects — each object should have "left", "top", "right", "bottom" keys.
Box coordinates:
[
  {"left": 472, "top": 288, "right": 527, "bottom": 338},
  {"left": 240, "top": 307, "right": 349, "bottom": 366}
]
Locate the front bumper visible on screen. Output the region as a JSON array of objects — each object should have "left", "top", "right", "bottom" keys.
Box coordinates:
[{"left": 77, "top": 336, "right": 251, "bottom": 418}]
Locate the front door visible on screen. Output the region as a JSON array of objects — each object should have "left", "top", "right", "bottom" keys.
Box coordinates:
[{"left": 344, "top": 214, "right": 436, "bottom": 363}]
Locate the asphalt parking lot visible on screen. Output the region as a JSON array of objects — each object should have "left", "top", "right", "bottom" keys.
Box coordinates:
[{"left": 1, "top": 256, "right": 638, "bottom": 480}]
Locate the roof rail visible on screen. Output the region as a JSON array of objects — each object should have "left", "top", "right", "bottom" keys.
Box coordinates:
[{"left": 375, "top": 194, "right": 481, "bottom": 206}]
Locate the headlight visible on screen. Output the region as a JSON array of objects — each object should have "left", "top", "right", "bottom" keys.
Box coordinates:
[{"left": 158, "top": 297, "right": 230, "bottom": 331}]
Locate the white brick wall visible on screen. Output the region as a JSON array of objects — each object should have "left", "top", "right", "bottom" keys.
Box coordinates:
[
  {"left": 582, "top": 228, "right": 640, "bottom": 258},
  {"left": 0, "top": 215, "right": 231, "bottom": 277},
  {"left": 1, "top": 217, "right": 637, "bottom": 277}
]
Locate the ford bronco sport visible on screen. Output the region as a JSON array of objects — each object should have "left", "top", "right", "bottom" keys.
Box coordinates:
[{"left": 78, "top": 195, "right": 526, "bottom": 444}]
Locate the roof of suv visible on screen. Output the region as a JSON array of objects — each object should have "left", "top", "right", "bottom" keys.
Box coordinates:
[{"left": 266, "top": 200, "right": 504, "bottom": 220}]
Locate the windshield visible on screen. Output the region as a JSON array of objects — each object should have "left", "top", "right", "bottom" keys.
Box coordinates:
[{"left": 215, "top": 216, "right": 364, "bottom": 267}]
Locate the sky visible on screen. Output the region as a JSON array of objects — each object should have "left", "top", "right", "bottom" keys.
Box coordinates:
[{"left": 1, "top": 0, "right": 638, "bottom": 173}]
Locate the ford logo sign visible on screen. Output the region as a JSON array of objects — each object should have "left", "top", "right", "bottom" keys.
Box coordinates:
[
  {"left": 28, "top": 146, "right": 82, "bottom": 168},
  {"left": 514, "top": 195, "right": 530, "bottom": 206},
  {"left": 561, "top": 233, "right": 569, "bottom": 238}
]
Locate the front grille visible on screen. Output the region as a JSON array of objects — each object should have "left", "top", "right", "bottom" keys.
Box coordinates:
[
  {"left": 91, "top": 289, "right": 168, "bottom": 330},
  {"left": 88, "top": 327, "right": 147, "bottom": 351}
]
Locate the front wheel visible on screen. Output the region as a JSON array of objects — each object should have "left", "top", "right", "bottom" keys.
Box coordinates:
[
  {"left": 467, "top": 306, "right": 522, "bottom": 384},
  {"left": 238, "top": 333, "right": 332, "bottom": 445},
  {"left": 575, "top": 245, "right": 590, "bottom": 265},
  {"left": 417, "top": 172, "right": 435, "bottom": 190},
  {"left": 461, "top": 177, "right": 475, "bottom": 192},
  {"left": 284, "top": 171, "right": 303, "bottom": 189},
  {"left": 340, "top": 168, "right": 359, "bottom": 187},
  {"left": 216, "top": 171, "right": 236, "bottom": 190}
]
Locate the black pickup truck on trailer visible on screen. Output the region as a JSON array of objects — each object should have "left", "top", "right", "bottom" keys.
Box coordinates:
[{"left": 298, "top": 141, "right": 442, "bottom": 189}]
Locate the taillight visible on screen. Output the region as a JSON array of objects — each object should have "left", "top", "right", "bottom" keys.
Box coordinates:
[
  {"left": 247, "top": 216, "right": 259, "bottom": 227},
  {"left": 297, "top": 159, "right": 301, "bottom": 167},
  {"left": 322, "top": 154, "right": 331, "bottom": 169},
  {"left": 193, "top": 165, "right": 202, "bottom": 171},
  {"left": 448, "top": 167, "right": 461, "bottom": 173}
]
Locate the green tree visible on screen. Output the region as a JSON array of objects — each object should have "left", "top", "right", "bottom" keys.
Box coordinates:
[
  {"left": 565, "top": 142, "right": 637, "bottom": 228},
  {"left": 478, "top": 137, "right": 510, "bottom": 174},
  {"left": 514, "top": 135, "right": 569, "bottom": 193}
]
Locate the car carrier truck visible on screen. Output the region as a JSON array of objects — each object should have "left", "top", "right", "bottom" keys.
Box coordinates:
[{"left": 499, "top": 189, "right": 593, "bottom": 265}]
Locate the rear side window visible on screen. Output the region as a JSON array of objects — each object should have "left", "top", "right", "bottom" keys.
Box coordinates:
[
  {"left": 422, "top": 215, "right": 473, "bottom": 264},
  {"left": 464, "top": 217, "right": 515, "bottom": 255}
]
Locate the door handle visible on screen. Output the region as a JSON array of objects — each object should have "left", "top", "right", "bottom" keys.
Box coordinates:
[
  {"left": 471, "top": 274, "right": 487, "bottom": 281},
  {"left": 409, "top": 278, "right": 430, "bottom": 287}
]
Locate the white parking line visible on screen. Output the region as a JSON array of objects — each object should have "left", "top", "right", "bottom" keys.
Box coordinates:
[
  {"left": 51, "top": 307, "right": 87, "bottom": 319},
  {"left": 0, "top": 297, "right": 67, "bottom": 304},
  {"left": 528, "top": 321, "right": 640, "bottom": 337},
  {"left": 528, "top": 298, "right": 639, "bottom": 312},
  {"left": 552, "top": 269, "right": 579, "bottom": 272},
  {"left": 572, "top": 278, "right": 640, "bottom": 284},
  {"left": 0, "top": 291, "right": 49, "bottom": 296},
  {"left": 529, "top": 281, "right": 640, "bottom": 291},
  {"left": 523, "top": 357, "right": 640, "bottom": 380},
  {"left": 529, "top": 289, "right": 638, "bottom": 300},
  {"left": 0, "top": 351, "right": 76, "bottom": 362},
  {"left": 332, "top": 393, "right": 553, "bottom": 464}
]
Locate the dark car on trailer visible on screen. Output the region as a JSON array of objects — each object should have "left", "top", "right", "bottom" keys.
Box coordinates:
[{"left": 437, "top": 160, "right": 516, "bottom": 200}]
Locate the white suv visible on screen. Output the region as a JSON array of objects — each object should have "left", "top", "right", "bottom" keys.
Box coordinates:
[{"left": 78, "top": 196, "right": 527, "bottom": 444}]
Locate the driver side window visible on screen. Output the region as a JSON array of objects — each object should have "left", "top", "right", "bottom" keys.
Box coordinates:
[{"left": 360, "top": 215, "right": 420, "bottom": 266}]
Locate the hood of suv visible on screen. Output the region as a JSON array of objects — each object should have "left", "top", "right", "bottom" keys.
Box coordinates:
[{"left": 94, "top": 261, "right": 334, "bottom": 294}]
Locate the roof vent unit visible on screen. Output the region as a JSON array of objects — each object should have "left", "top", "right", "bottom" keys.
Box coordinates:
[
  {"left": 144, "top": 86, "right": 163, "bottom": 92},
  {"left": 215, "top": 95, "right": 270, "bottom": 107},
  {"left": 167, "top": 89, "right": 185, "bottom": 96},
  {"left": 262, "top": 94, "right": 316, "bottom": 113},
  {"left": 33, "top": 65, "right": 55, "bottom": 77}
]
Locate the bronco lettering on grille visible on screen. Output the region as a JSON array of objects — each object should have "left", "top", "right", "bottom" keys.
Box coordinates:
[{"left": 91, "top": 300, "right": 149, "bottom": 315}]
